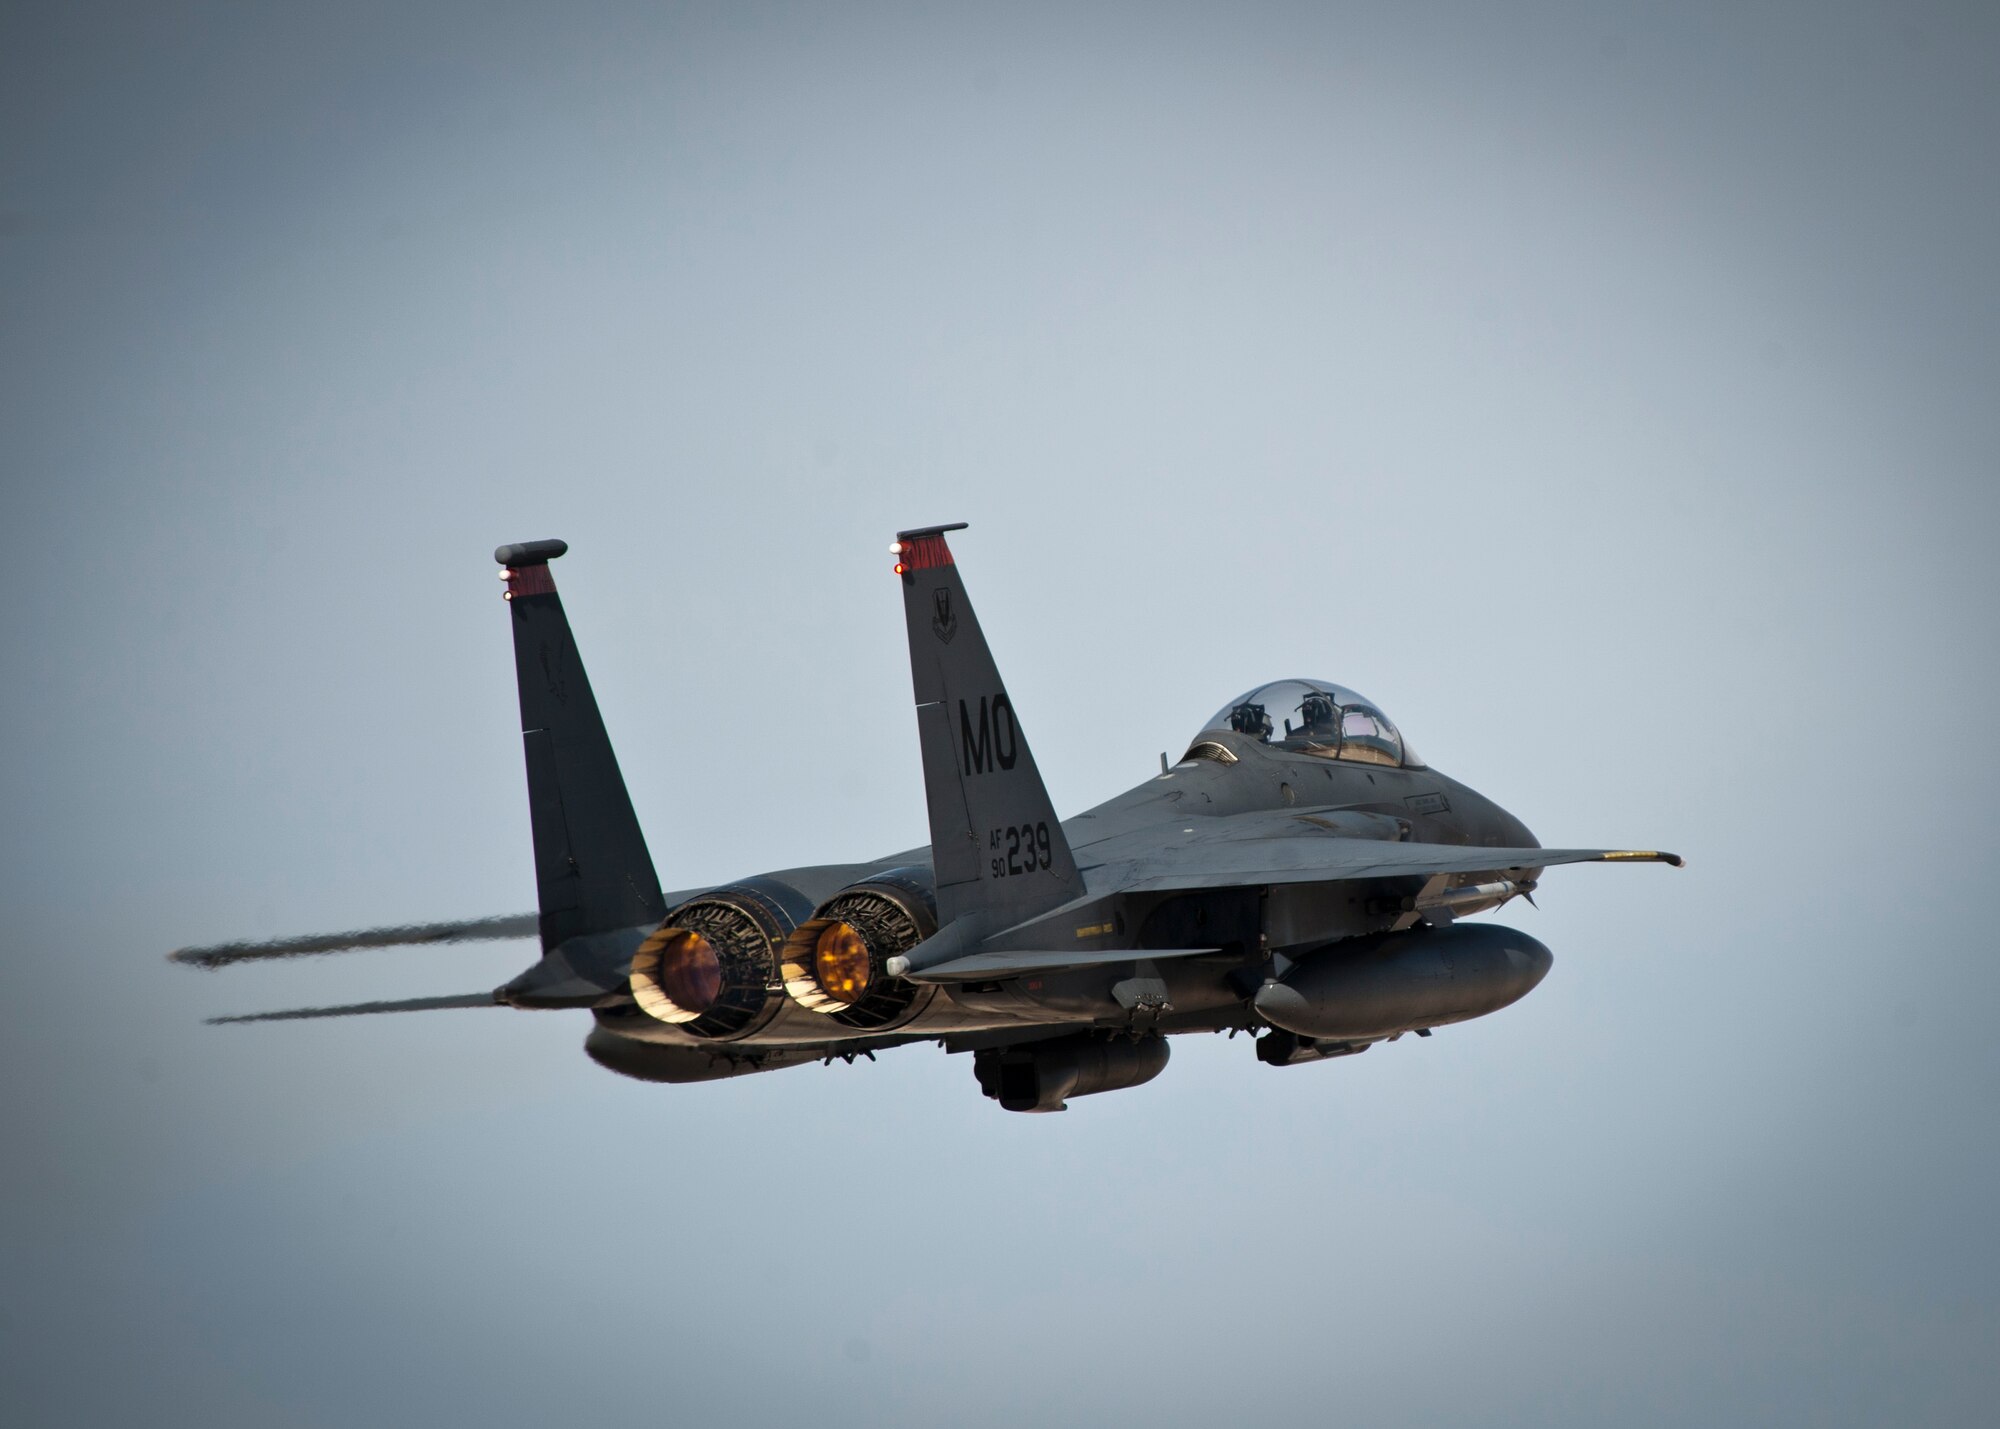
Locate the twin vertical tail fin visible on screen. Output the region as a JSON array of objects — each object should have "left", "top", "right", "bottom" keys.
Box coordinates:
[
  {"left": 497, "top": 541, "right": 666, "bottom": 951},
  {"left": 895, "top": 525, "right": 1080, "bottom": 929},
  {"left": 168, "top": 542, "right": 663, "bottom": 1020}
]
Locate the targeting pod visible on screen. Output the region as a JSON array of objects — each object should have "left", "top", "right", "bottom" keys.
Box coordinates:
[
  {"left": 778, "top": 868, "right": 937, "bottom": 1030},
  {"left": 629, "top": 879, "right": 814, "bottom": 1039}
]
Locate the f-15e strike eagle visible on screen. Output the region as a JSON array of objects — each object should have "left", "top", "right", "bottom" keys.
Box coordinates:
[{"left": 174, "top": 526, "right": 1679, "bottom": 1111}]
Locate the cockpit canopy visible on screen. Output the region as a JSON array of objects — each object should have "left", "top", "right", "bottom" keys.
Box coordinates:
[{"left": 1188, "top": 679, "right": 1424, "bottom": 769}]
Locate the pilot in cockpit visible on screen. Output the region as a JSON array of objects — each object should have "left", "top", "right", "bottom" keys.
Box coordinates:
[
  {"left": 1296, "top": 691, "right": 1340, "bottom": 744},
  {"left": 1198, "top": 680, "right": 1421, "bottom": 770},
  {"left": 1229, "top": 702, "right": 1273, "bottom": 740}
]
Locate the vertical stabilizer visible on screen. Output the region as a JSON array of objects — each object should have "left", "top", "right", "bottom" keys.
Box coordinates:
[
  {"left": 895, "top": 525, "right": 1080, "bottom": 928},
  {"left": 496, "top": 541, "right": 665, "bottom": 951}
]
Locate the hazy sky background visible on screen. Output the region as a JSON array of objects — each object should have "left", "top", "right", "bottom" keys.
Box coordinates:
[{"left": 4, "top": 2, "right": 1996, "bottom": 1424}]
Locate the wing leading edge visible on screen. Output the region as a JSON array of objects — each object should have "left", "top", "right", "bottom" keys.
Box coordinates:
[{"left": 1082, "top": 838, "right": 1681, "bottom": 894}]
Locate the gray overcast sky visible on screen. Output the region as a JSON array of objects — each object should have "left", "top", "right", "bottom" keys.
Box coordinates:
[{"left": 4, "top": 2, "right": 1997, "bottom": 1424}]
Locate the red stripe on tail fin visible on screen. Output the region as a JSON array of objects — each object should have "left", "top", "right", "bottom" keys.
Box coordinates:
[
  {"left": 503, "top": 564, "right": 557, "bottom": 598},
  {"left": 897, "top": 534, "right": 955, "bottom": 573}
]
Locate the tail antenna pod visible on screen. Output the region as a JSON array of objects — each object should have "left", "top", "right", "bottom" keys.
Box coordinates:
[
  {"left": 495, "top": 538, "right": 666, "bottom": 951},
  {"left": 497, "top": 539, "right": 568, "bottom": 599}
]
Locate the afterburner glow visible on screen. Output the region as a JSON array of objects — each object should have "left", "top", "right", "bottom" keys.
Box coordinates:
[
  {"left": 629, "top": 927, "right": 722, "bottom": 1024},
  {"left": 813, "top": 922, "right": 872, "bottom": 1004}
]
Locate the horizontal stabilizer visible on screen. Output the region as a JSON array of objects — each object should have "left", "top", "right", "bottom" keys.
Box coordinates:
[
  {"left": 905, "top": 946, "right": 1219, "bottom": 983},
  {"left": 170, "top": 914, "right": 539, "bottom": 969},
  {"left": 207, "top": 992, "right": 502, "bottom": 1024}
]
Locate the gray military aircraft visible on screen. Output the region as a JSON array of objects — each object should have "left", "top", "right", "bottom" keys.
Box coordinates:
[{"left": 173, "top": 526, "right": 1680, "bottom": 1111}]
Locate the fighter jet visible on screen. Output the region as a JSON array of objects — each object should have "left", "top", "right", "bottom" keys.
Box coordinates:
[{"left": 173, "top": 526, "right": 1679, "bottom": 1111}]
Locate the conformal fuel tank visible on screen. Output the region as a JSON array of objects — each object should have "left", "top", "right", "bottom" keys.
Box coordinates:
[{"left": 1253, "top": 923, "right": 1553, "bottom": 1042}]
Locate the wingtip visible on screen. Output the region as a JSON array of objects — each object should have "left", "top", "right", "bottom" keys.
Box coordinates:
[{"left": 1600, "top": 849, "right": 1685, "bottom": 868}]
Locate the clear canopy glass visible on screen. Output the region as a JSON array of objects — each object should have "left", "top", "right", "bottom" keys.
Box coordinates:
[{"left": 1194, "top": 679, "right": 1422, "bottom": 768}]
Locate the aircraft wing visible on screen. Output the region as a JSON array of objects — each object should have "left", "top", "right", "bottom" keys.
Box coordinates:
[{"left": 1081, "top": 836, "right": 1680, "bottom": 893}]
